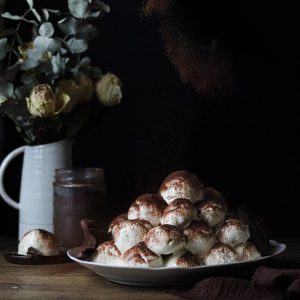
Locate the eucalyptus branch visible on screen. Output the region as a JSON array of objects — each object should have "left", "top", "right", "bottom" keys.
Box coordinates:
[{"left": 7, "top": 8, "right": 32, "bottom": 68}]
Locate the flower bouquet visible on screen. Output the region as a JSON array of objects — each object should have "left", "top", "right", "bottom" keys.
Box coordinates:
[{"left": 0, "top": 0, "right": 122, "bottom": 145}]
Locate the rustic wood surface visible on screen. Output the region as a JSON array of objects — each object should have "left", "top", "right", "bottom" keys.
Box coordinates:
[{"left": 0, "top": 237, "right": 299, "bottom": 300}]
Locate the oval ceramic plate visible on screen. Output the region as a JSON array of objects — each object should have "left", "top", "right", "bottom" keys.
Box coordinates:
[{"left": 67, "top": 240, "right": 286, "bottom": 286}]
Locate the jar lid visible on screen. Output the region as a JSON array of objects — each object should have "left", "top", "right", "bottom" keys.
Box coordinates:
[{"left": 55, "top": 168, "right": 105, "bottom": 184}]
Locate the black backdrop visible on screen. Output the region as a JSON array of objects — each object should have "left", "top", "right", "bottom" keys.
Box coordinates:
[{"left": 1, "top": 0, "right": 300, "bottom": 237}]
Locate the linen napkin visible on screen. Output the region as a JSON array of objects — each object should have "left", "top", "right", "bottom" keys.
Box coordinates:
[{"left": 177, "top": 267, "right": 300, "bottom": 300}]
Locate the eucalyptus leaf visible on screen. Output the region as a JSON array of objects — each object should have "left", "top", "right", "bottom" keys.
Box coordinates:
[
  {"left": 0, "top": 38, "right": 9, "bottom": 60},
  {"left": 51, "top": 53, "right": 65, "bottom": 75},
  {"left": 67, "top": 37, "right": 88, "bottom": 54},
  {"left": 0, "top": 77, "right": 14, "bottom": 99},
  {"left": 1, "top": 12, "right": 38, "bottom": 25},
  {"left": 5, "top": 63, "right": 21, "bottom": 81},
  {"left": 15, "top": 84, "right": 35, "bottom": 100},
  {"left": 1, "top": 12, "right": 23, "bottom": 21},
  {"left": 76, "top": 24, "right": 97, "bottom": 40},
  {"left": 58, "top": 17, "right": 77, "bottom": 35},
  {"left": 66, "top": 54, "right": 80, "bottom": 69},
  {"left": 0, "top": 28, "right": 16, "bottom": 39},
  {"left": 42, "top": 9, "right": 49, "bottom": 21},
  {"left": 34, "top": 36, "right": 61, "bottom": 53},
  {"left": 32, "top": 8, "right": 42, "bottom": 23},
  {"left": 21, "top": 73, "right": 35, "bottom": 85},
  {"left": 22, "top": 18, "right": 38, "bottom": 26},
  {"left": 46, "top": 9, "right": 61, "bottom": 15},
  {"left": 16, "top": 33, "right": 23, "bottom": 45},
  {"left": 86, "top": 10, "right": 101, "bottom": 19},
  {"left": 39, "top": 22, "right": 54, "bottom": 37},
  {"left": 12, "top": 48, "right": 19, "bottom": 57},
  {"left": 68, "top": 0, "right": 89, "bottom": 18},
  {"left": 37, "top": 60, "right": 52, "bottom": 73},
  {"left": 20, "top": 58, "right": 40, "bottom": 70},
  {"left": 27, "top": 46, "right": 45, "bottom": 60},
  {"left": 87, "top": 66, "right": 102, "bottom": 80},
  {"left": 26, "top": 0, "right": 34, "bottom": 9},
  {"left": 79, "top": 56, "right": 91, "bottom": 66},
  {"left": 90, "top": 0, "right": 110, "bottom": 13}
]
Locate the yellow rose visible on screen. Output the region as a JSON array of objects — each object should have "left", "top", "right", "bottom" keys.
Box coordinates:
[
  {"left": 96, "top": 73, "right": 122, "bottom": 106},
  {"left": 56, "top": 79, "right": 82, "bottom": 113},
  {"left": 26, "top": 84, "right": 56, "bottom": 118},
  {"left": 78, "top": 75, "right": 94, "bottom": 103}
]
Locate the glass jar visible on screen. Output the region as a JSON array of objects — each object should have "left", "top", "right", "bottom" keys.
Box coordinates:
[{"left": 53, "top": 168, "right": 106, "bottom": 249}]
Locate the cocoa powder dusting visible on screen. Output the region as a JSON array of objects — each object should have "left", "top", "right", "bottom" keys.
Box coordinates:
[{"left": 143, "top": 0, "right": 234, "bottom": 96}]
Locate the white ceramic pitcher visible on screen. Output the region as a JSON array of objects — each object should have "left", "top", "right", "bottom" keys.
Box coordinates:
[{"left": 0, "top": 139, "right": 73, "bottom": 240}]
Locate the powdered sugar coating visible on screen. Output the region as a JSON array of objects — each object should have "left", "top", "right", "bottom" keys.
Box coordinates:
[
  {"left": 204, "top": 243, "right": 236, "bottom": 265},
  {"left": 112, "top": 219, "right": 152, "bottom": 253},
  {"left": 159, "top": 170, "right": 204, "bottom": 204},
  {"left": 183, "top": 221, "right": 217, "bottom": 259},
  {"left": 197, "top": 187, "right": 228, "bottom": 228},
  {"left": 89, "top": 241, "right": 121, "bottom": 264},
  {"left": 144, "top": 224, "right": 186, "bottom": 255},
  {"left": 217, "top": 219, "right": 250, "bottom": 248},
  {"left": 18, "top": 229, "right": 59, "bottom": 256},
  {"left": 235, "top": 242, "right": 261, "bottom": 261},
  {"left": 161, "top": 198, "right": 198, "bottom": 229},
  {"left": 164, "top": 250, "right": 198, "bottom": 267},
  {"left": 128, "top": 194, "right": 167, "bottom": 226},
  {"left": 120, "top": 242, "right": 163, "bottom": 267},
  {"left": 108, "top": 213, "right": 128, "bottom": 235}
]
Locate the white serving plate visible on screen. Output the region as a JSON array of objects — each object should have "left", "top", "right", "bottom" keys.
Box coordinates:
[{"left": 67, "top": 240, "right": 286, "bottom": 286}]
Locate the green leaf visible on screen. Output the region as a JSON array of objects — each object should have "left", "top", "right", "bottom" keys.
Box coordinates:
[
  {"left": 66, "top": 54, "right": 80, "bottom": 69},
  {"left": 0, "top": 28, "right": 16, "bottom": 39},
  {"left": 16, "top": 33, "right": 23, "bottom": 45},
  {"left": 0, "top": 38, "right": 9, "bottom": 60},
  {"left": 51, "top": 53, "right": 65, "bottom": 75},
  {"left": 37, "top": 60, "right": 52, "bottom": 73},
  {"left": 34, "top": 36, "right": 61, "bottom": 53},
  {"left": 22, "top": 18, "right": 38, "bottom": 26},
  {"left": 39, "top": 22, "right": 54, "bottom": 37},
  {"left": 15, "top": 84, "right": 34, "bottom": 100},
  {"left": 26, "top": 0, "right": 34, "bottom": 9},
  {"left": 1, "top": 12, "right": 23, "bottom": 20},
  {"left": 5, "top": 63, "right": 21, "bottom": 81},
  {"left": 46, "top": 9, "right": 61, "bottom": 15},
  {"left": 68, "top": 0, "right": 89, "bottom": 18},
  {"left": 67, "top": 37, "right": 88, "bottom": 54},
  {"left": 20, "top": 59, "right": 40, "bottom": 70},
  {"left": 42, "top": 9, "right": 49, "bottom": 21},
  {"left": 0, "top": 77, "right": 14, "bottom": 100},
  {"left": 90, "top": 0, "right": 110, "bottom": 13},
  {"left": 58, "top": 17, "right": 77, "bottom": 35},
  {"left": 76, "top": 23, "right": 97, "bottom": 40},
  {"left": 32, "top": 8, "right": 41, "bottom": 23}
]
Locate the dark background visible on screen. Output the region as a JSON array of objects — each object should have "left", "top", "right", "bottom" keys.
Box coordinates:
[{"left": 1, "top": 0, "right": 300, "bottom": 237}]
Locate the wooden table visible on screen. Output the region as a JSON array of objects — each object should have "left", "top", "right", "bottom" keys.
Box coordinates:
[{"left": 0, "top": 237, "right": 299, "bottom": 300}]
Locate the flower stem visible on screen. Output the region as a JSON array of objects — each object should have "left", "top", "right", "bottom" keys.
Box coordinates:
[{"left": 7, "top": 8, "right": 32, "bottom": 68}]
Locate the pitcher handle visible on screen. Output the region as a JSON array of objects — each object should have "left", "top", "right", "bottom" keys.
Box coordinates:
[{"left": 0, "top": 146, "right": 25, "bottom": 210}]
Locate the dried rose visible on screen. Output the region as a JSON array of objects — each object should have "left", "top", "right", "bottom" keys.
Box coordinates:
[
  {"left": 56, "top": 75, "right": 94, "bottom": 113},
  {"left": 56, "top": 79, "right": 82, "bottom": 113},
  {"left": 26, "top": 84, "right": 56, "bottom": 118},
  {"left": 78, "top": 75, "right": 94, "bottom": 103},
  {"left": 96, "top": 73, "right": 122, "bottom": 106}
]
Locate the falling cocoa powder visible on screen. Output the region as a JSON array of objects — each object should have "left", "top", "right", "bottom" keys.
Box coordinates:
[{"left": 143, "top": 0, "right": 235, "bottom": 96}]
